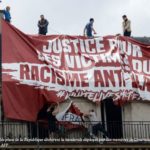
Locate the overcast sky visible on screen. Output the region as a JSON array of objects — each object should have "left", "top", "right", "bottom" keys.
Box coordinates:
[{"left": 1, "top": 0, "right": 150, "bottom": 36}]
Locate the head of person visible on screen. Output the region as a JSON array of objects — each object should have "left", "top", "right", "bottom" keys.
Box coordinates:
[
  {"left": 6, "top": 6, "right": 10, "bottom": 11},
  {"left": 89, "top": 18, "right": 94, "bottom": 24},
  {"left": 122, "top": 15, "right": 127, "bottom": 21},
  {"left": 40, "top": 15, "right": 45, "bottom": 20}
]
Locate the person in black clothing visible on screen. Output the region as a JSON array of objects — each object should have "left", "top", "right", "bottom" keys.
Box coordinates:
[
  {"left": 38, "top": 15, "right": 49, "bottom": 35},
  {"left": 47, "top": 103, "right": 59, "bottom": 138},
  {"left": 83, "top": 18, "right": 97, "bottom": 38}
]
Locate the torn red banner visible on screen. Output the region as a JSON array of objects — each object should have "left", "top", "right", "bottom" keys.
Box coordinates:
[
  {"left": 56, "top": 101, "right": 84, "bottom": 129},
  {"left": 2, "top": 19, "right": 150, "bottom": 121}
]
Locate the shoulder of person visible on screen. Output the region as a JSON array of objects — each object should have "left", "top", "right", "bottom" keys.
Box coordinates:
[
  {"left": 86, "top": 23, "right": 90, "bottom": 26},
  {"left": 126, "top": 19, "right": 130, "bottom": 23},
  {"left": 122, "top": 21, "right": 126, "bottom": 24}
]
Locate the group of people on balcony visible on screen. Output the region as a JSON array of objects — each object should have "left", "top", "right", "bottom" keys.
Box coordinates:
[
  {"left": 2, "top": 6, "right": 132, "bottom": 38},
  {"left": 3, "top": 6, "right": 150, "bottom": 48},
  {"left": 46, "top": 102, "right": 108, "bottom": 139},
  {"left": 1, "top": 5, "right": 150, "bottom": 49},
  {"left": 83, "top": 15, "right": 131, "bottom": 38},
  {"left": 37, "top": 15, "right": 131, "bottom": 38}
]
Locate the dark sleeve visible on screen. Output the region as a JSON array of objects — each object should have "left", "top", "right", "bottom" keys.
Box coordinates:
[
  {"left": 41, "top": 20, "right": 48, "bottom": 27},
  {"left": 45, "top": 20, "right": 49, "bottom": 26},
  {"left": 38, "top": 21, "right": 40, "bottom": 27}
]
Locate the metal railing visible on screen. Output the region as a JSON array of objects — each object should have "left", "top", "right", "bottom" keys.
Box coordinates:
[{"left": 0, "top": 121, "right": 150, "bottom": 143}]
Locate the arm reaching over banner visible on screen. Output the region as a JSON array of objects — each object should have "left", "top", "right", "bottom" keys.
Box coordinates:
[{"left": 52, "top": 102, "right": 60, "bottom": 116}]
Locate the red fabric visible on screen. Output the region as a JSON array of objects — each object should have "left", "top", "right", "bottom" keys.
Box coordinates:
[
  {"left": 2, "top": 20, "right": 150, "bottom": 121},
  {"left": 69, "top": 103, "right": 83, "bottom": 116}
]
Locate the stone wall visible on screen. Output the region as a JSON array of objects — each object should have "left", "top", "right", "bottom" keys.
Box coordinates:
[{"left": 122, "top": 101, "right": 150, "bottom": 139}]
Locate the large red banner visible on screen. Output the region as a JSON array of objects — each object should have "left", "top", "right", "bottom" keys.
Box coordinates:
[{"left": 2, "top": 20, "right": 150, "bottom": 121}]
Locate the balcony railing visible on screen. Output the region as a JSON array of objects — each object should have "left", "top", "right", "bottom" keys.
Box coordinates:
[{"left": 0, "top": 121, "right": 150, "bottom": 144}]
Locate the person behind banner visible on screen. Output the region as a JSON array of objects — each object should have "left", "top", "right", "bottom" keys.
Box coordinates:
[
  {"left": 38, "top": 15, "right": 49, "bottom": 35},
  {"left": 2, "top": 6, "right": 11, "bottom": 23},
  {"left": 83, "top": 18, "right": 97, "bottom": 38},
  {"left": 122, "top": 15, "right": 131, "bottom": 37},
  {"left": 47, "top": 102, "right": 59, "bottom": 138},
  {"left": 84, "top": 109, "right": 108, "bottom": 138}
]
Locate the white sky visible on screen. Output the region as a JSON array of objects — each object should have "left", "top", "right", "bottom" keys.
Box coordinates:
[{"left": 1, "top": 0, "right": 150, "bottom": 36}]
